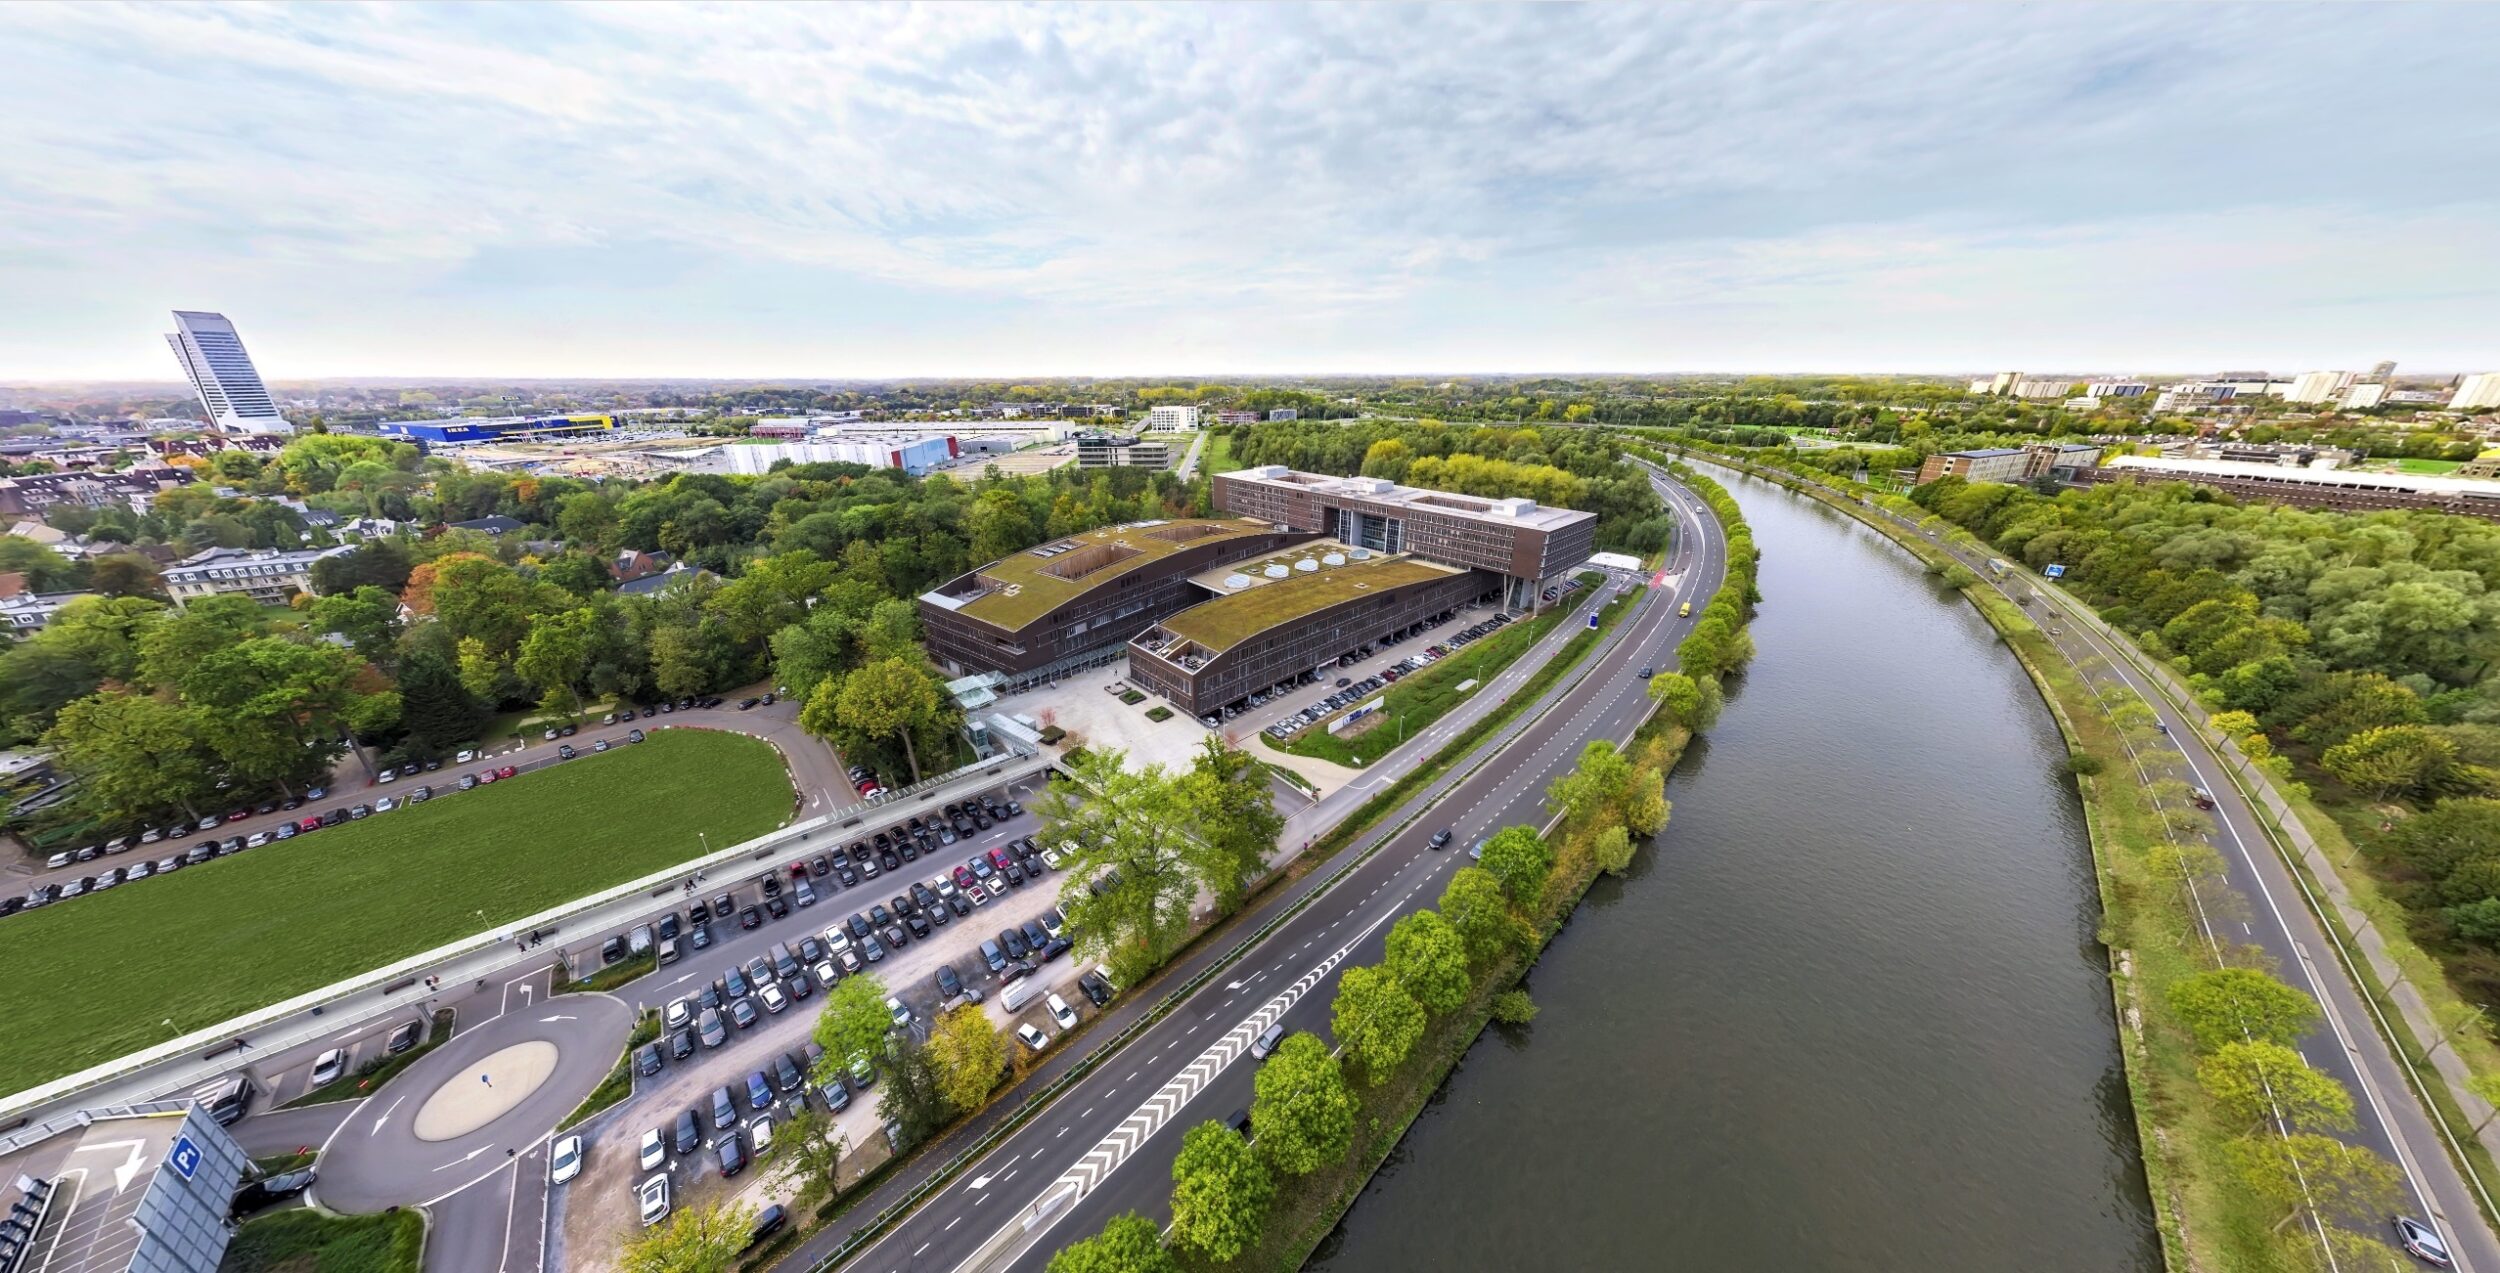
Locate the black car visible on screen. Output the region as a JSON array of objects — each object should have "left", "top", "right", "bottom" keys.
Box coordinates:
[
  {"left": 635, "top": 1043, "right": 664, "bottom": 1077},
  {"left": 673, "top": 1107, "right": 701, "bottom": 1156},
  {"left": 744, "top": 1070, "right": 775, "bottom": 1112},
  {"left": 712, "top": 893, "right": 736, "bottom": 919},
  {"left": 905, "top": 912, "right": 930, "bottom": 939},
  {"left": 657, "top": 913, "right": 681, "bottom": 941},
  {"left": 881, "top": 923, "right": 909, "bottom": 949},
  {"left": 759, "top": 874, "right": 783, "bottom": 899},
  {"left": 847, "top": 913, "right": 873, "bottom": 941},
  {"left": 231, "top": 1168, "right": 317, "bottom": 1218},
  {"left": 689, "top": 921, "right": 713, "bottom": 951},
  {"left": 764, "top": 894, "right": 788, "bottom": 919},
  {"left": 670, "top": 1027, "right": 697, "bottom": 1059},
  {"left": 740, "top": 906, "right": 764, "bottom": 929},
  {"left": 698, "top": 983, "right": 724, "bottom": 1012},
  {"left": 936, "top": 964, "right": 963, "bottom": 999},
  {"left": 1429, "top": 828, "right": 1453, "bottom": 850},
  {"left": 724, "top": 967, "right": 751, "bottom": 999},
  {"left": 730, "top": 997, "right": 760, "bottom": 1029},
  {"left": 715, "top": 1130, "right": 748, "bottom": 1177},
  {"left": 773, "top": 1052, "right": 807, "bottom": 1093},
  {"left": 386, "top": 1020, "right": 423, "bottom": 1054},
  {"left": 557, "top": 744, "right": 576, "bottom": 760},
  {"left": 999, "top": 927, "right": 1030, "bottom": 959},
  {"left": 868, "top": 903, "right": 893, "bottom": 928},
  {"left": 1022, "top": 920, "right": 1050, "bottom": 950},
  {"left": 1079, "top": 970, "right": 1113, "bottom": 1007},
  {"left": 822, "top": 1075, "right": 852, "bottom": 1112},
  {"left": 834, "top": 860, "right": 859, "bottom": 887},
  {"left": 698, "top": 1009, "right": 728, "bottom": 1048},
  {"left": 747, "top": 1203, "right": 788, "bottom": 1250}
]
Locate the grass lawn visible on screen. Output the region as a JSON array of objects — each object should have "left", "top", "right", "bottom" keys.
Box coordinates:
[
  {"left": 1201, "top": 431, "right": 1243, "bottom": 475},
  {"left": 2390, "top": 457, "right": 2464, "bottom": 474},
  {"left": 1280, "top": 600, "right": 1578, "bottom": 768},
  {"left": 0, "top": 730, "right": 792, "bottom": 1095},
  {"left": 220, "top": 1206, "right": 423, "bottom": 1273}
]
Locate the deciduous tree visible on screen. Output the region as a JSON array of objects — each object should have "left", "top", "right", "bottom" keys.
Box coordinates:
[
  {"left": 617, "top": 1201, "right": 754, "bottom": 1273},
  {"left": 46, "top": 691, "right": 218, "bottom": 823},
  {"left": 1384, "top": 910, "right": 1471, "bottom": 1015},
  {"left": 1332, "top": 964, "right": 1426, "bottom": 1082},
  {"left": 812, "top": 975, "right": 892, "bottom": 1079},
  {"left": 1168, "top": 1121, "right": 1273, "bottom": 1262},
  {"left": 2197, "top": 1040, "right": 2354, "bottom": 1132},
  {"left": 1177, "top": 736, "right": 1283, "bottom": 913},
  {"left": 1439, "top": 867, "right": 1523, "bottom": 967},
  {"left": 1045, "top": 1212, "right": 1177, "bottom": 1273},
  {"left": 2226, "top": 1133, "right": 2402, "bottom": 1233},
  {"left": 765, "top": 1100, "right": 845, "bottom": 1210},
  {"left": 1249, "top": 1032, "right": 1354, "bottom": 1175},
  {"left": 1476, "top": 825, "right": 1552, "bottom": 906},
  {"left": 2165, "top": 968, "right": 2320, "bottom": 1053},
  {"left": 927, "top": 1005, "right": 1008, "bottom": 1113},
  {"left": 1038, "top": 747, "right": 1198, "bottom": 982}
]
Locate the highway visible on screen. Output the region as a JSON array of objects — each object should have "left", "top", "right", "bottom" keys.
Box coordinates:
[
  {"left": 1693, "top": 454, "right": 2500, "bottom": 1271},
  {"left": 807, "top": 464, "right": 1726, "bottom": 1273}
]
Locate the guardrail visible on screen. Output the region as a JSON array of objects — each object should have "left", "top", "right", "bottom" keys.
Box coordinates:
[{"left": 0, "top": 744, "right": 1046, "bottom": 1126}]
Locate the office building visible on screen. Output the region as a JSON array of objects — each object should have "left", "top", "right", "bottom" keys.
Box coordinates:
[
  {"left": 163, "top": 311, "right": 289, "bottom": 435},
  {"left": 2285, "top": 370, "right": 2356, "bottom": 405},
  {"left": 2453, "top": 373, "right": 2500, "bottom": 412},
  {"left": 1127, "top": 547, "right": 1491, "bottom": 716},
  {"left": 1916, "top": 448, "right": 2033, "bottom": 485},
  {"left": 1968, "top": 372, "right": 2022, "bottom": 396},
  {"left": 2080, "top": 455, "right": 2500, "bottom": 522},
  {"left": 1075, "top": 433, "right": 1171, "bottom": 470},
  {"left": 920, "top": 519, "right": 1319, "bottom": 682},
  {"left": 0, "top": 1100, "right": 250, "bottom": 1273},
  {"left": 1145, "top": 405, "right": 1201, "bottom": 431},
  {"left": 2085, "top": 381, "right": 2150, "bottom": 398},
  {"left": 2369, "top": 360, "right": 2398, "bottom": 382},
  {"left": 1267, "top": 408, "right": 1300, "bottom": 422},
  {"left": 2154, "top": 382, "right": 2241, "bottom": 413},
  {"left": 0, "top": 469, "right": 194, "bottom": 518},
  {"left": 2340, "top": 382, "right": 2389, "bottom": 411},
  {"left": 1214, "top": 466, "right": 1598, "bottom": 612},
  {"left": 162, "top": 545, "right": 349, "bottom": 608},
  {"left": 2010, "top": 377, "right": 2075, "bottom": 400}
]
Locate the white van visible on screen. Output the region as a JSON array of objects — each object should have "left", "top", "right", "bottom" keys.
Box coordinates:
[{"left": 1000, "top": 977, "right": 1044, "bottom": 1013}]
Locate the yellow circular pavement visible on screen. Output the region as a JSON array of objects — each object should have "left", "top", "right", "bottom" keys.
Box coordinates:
[{"left": 411, "top": 1041, "right": 559, "bottom": 1142}]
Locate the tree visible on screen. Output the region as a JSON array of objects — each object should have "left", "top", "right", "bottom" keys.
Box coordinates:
[
  {"left": 770, "top": 605, "right": 861, "bottom": 706},
  {"left": 1439, "top": 867, "right": 1524, "bottom": 968},
  {"left": 1168, "top": 1121, "right": 1273, "bottom": 1262},
  {"left": 0, "top": 535, "right": 76, "bottom": 591},
  {"left": 1332, "top": 963, "right": 1426, "bottom": 1082},
  {"left": 181, "top": 638, "right": 363, "bottom": 792},
  {"left": 926, "top": 1004, "right": 1009, "bottom": 1113},
  {"left": 707, "top": 549, "right": 835, "bottom": 645},
  {"left": 310, "top": 537, "right": 414, "bottom": 596},
  {"left": 1038, "top": 747, "right": 1200, "bottom": 981},
  {"left": 1384, "top": 910, "right": 1471, "bottom": 1015},
  {"left": 806, "top": 657, "right": 956, "bottom": 783},
  {"left": 135, "top": 594, "right": 269, "bottom": 688},
  {"left": 2197, "top": 1040, "right": 2354, "bottom": 1132},
  {"left": 2164, "top": 968, "right": 2320, "bottom": 1053},
  {"left": 1645, "top": 670, "right": 1717, "bottom": 730},
  {"left": 46, "top": 692, "right": 218, "bottom": 824},
  {"left": 617, "top": 1201, "right": 755, "bottom": 1273},
  {"left": 1547, "top": 740, "right": 1634, "bottom": 826},
  {"left": 966, "top": 487, "right": 1039, "bottom": 565},
  {"left": 1476, "top": 825, "right": 1553, "bottom": 906},
  {"left": 397, "top": 648, "right": 489, "bottom": 756},
  {"left": 1249, "top": 1032, "right": 1355, "bottom": 1175},
  {"left": 516, "top": 606, "right": 602, "bottom": 717},
  {"left": 537, "top": 551, "right": 614, "bottom": 599},
  {"left": 1177, "top": 736, "right": 1284, "bottom": 913},
  {"left": 1591, "top": 824, "right": 1637, "bottom": 875},
  {"left": 1622, "top": 770, "right": 1669, "bottom": 839},
  {"left": 765, "top": 1099, "right": 845, "bottom": 1210},
  {"left": 308, "top": 585, "right": 403, "bottom": 664},
  {"left": 1045, "top": 1212, "right": 1178, "bottom": 1273},
  {"left": 2227, "top": 1133, "right": 2402, "bottom": 1232},
  {"left": 89, "top": 553, "right": 166, "bottom": 598},
  {"left": 877, "top": 1036, "right": 953, "bottom": 1146},
  {"left": 812, "top": 974, "right": 892, "bottom": 1078},
  {"left": 2321, "top": 725, "right": 2455, "bottom": 798}
]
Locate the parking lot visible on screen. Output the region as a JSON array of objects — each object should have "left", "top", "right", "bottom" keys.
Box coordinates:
[
  {"left": 550, "top": 782, "right": 1116, "bottom": 1269},
  {"left": 1250, "top": 607, "right": 1515, "bottom": 743}
]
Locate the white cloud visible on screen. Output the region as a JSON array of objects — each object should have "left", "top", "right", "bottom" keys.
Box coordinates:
[{"left": 0, "top": 2, "right": 2494, "bottom": 376}]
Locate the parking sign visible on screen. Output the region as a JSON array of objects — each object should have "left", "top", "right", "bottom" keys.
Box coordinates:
[{"left": 167, "top": 1135, "right": 202, "bottom": 1181}]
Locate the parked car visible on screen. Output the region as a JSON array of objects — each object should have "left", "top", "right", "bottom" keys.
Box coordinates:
[
  {"left": 638, "top": 1173, "right": 671, "bottom": 1227},
  {"left": 549, "top": 1134, "right": 584, "bottom": 1184},
  {"left": 1015, "top": 1023, "right": 1051, "bottom": 1053},
  {"left": 230, "top": 1168, "right": 317, "bottom": 1218},
  {"left": 310, "top": 1048, "right": 347, "bottom": 1087}
]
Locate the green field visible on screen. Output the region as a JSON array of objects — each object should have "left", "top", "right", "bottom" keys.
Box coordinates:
[
  {"left": 0, "top": 730, "right": 792, "bottom": 1095},
  {"left": 1201, "top": 430, "right": 1243, "bottom": 474},
  {"left": 1278, "top": 599, "right": 1580, "bottom": 768},
  {"left": 2390, "top": 457, "right": 2464, "bottom": 474},
  {"left": 221, "top": 1206, "right": 423, "bottom": 1273}
]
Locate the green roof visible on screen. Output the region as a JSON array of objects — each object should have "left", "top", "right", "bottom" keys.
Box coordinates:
[
  {"left": 953, "top": 519, "right": 1278, "bottom": 631},
  {"left": 1161, "top": 557, "right": 1458, "bottom": 653}
]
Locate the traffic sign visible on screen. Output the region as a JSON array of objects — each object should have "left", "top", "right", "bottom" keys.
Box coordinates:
[
  {"left": 166, "top": 1135, "right": 202, "bottom": 1181},
  {"left": 2043, "top": 564, "right": 2067, "bottom": 578}
]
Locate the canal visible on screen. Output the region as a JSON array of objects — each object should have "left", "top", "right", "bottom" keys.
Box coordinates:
[{"left": 1306, "top": 464, "right": 2159, "bottom": 1271}]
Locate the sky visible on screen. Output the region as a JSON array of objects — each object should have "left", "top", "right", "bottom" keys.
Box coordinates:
[{"left": 1, "top": 2, "right": 2496, "bottom": 381}]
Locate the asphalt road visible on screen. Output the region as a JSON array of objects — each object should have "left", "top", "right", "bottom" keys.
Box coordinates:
[
  {"left": 805, "top": 466, "right": 1725, "bottom": 1273},
  {"left": 1710, "top": 457, "right": 2500, "bottom": 1273}
]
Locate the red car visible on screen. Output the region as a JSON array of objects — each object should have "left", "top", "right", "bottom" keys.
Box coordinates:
[
  {"left": 477, "top": 770, "right": 499, "bottom": 784},
  {"left": 296, "top": 816, "right": 322, "bottom": 833},
  {"left": 497, "top": 765, "right": 518, "bottom": 779},
  {"left": 987, "top": 847, "right": 1013, "bottom": 873},
  {"left": 952, "top": 865, "right": 977, "bottom": 890}
]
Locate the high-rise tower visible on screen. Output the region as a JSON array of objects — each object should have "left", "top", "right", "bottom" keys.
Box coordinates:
[{"left": 165, "top": 310, "right": 289, "bottom": 434}]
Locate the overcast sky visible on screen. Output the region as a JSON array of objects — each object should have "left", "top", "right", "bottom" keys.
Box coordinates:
[{"left": 2, "top": 2, "right": 2495, "bottom": 381}]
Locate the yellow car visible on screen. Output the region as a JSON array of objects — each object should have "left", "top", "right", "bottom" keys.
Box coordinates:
[{"left": 1678, "top": 601, "right": 1692, "bottom": 617}]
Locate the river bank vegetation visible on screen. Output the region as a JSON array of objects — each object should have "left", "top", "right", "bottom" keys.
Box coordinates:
[{"left": 1638, "top": 432, "right": 2442, "bottom": 1272}]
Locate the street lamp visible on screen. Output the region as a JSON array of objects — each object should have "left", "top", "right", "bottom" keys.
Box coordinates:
[{"left": 163, "top": 1018, "right": 178, "bottom": 1039}]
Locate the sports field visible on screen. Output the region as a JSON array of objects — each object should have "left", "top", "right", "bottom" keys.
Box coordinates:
[{"left": 0, "top": 729, "right": 792, "bottom": 1095}]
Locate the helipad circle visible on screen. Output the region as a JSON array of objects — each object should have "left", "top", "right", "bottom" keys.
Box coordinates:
[{"left": 411, "top": 1040, "right": 560, "bottom": 1141}]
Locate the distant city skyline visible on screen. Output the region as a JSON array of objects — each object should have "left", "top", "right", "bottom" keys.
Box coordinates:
[{"left": 2, "top": 3, "right": 2495, "bottom": 380}]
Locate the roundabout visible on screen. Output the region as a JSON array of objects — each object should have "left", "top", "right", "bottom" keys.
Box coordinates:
[{"left": 313, "top": 991, "right": 636, "bottom": 1213}]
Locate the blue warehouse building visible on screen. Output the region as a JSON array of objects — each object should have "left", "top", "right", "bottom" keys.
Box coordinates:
[{"left": 375, "top": 413, "right": 619, "bottom": 445}]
